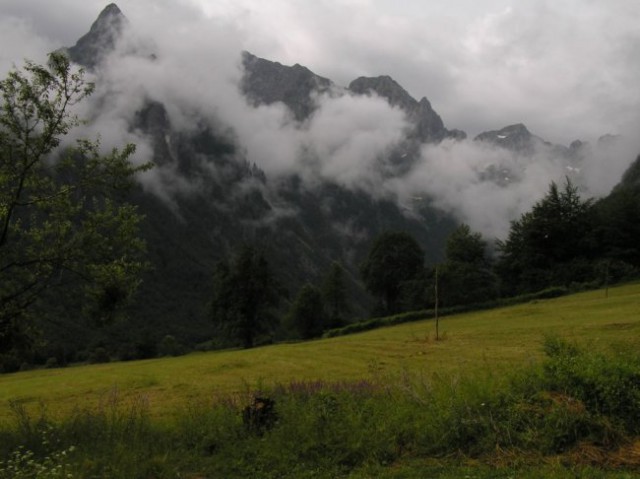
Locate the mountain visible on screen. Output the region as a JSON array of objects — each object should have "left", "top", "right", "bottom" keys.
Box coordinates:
[
  {"left": 241, "top": 51, "right": 334, "bottom": 121},
  {"left": 65, "top": 3, "right": 127, "bottom": 68},
  {"left": 38, "top": 4, "right": 460, "bottom": 362},
  {"left": 474, "top": 123, "right": 566, "bottom": 156},
  {"left": 348, "top": 75, "right": 466, "bottom": 143},
  {"left": 240, "top": 56, "right": 467, "bottom": 144},
  {"left": 37, "top": 3, "right": 637, "bottom": 363}
]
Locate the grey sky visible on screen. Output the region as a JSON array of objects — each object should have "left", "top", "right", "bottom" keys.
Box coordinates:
[
  {"left": 2, "top": 0, "right": 639, "bottom": 144},
  {"left": 1, "top": 0, "right": 639, "bottom": 238}
]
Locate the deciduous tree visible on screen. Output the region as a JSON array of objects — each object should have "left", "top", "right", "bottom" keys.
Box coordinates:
[{"left": 0, "top": 53, "right": 150, "bottom": 359}]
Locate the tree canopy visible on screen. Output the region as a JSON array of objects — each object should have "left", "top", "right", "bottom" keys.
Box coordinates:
[
  {"left": 433, "top": 224, "right": 498, "bottom": 307},
  {"left": 0, "top": 53, "right": 150, "bottom": 360},
  {"left": 496, "top": 178, "right": 594, "bottom": 293}
]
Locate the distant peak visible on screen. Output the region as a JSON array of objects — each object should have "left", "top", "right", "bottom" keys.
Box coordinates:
[
  {"left": 349, "top": 75, "right": 404, "bottom": 92},
  {"left": 65, "top": 3, "right": 128, "bottom": 68},
  {"left": 101, "top": 3, "right": 122, "bottom": 15},
  {"left": 348, "top": 75, "right": 415, "bottom": 110},
  {"left": 502, "top": 123, "right": 530, "bottom": 134},
  {"left": 418, "top": 97, "right": 433, "bottom": 109},
  {"left": 93, "top": 3, "right": 126, "bottom": 29}
]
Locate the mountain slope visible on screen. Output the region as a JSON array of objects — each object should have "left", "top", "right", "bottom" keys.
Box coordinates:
[
  {"left": 66, "top": 3, "right": 127, "bottom": 68},
  {"left": 348, "top": 75, "right": 466, "bottom": 143},
  {"left": 35, "top": 3, "right": 637, "bottom": 363},
  {"left": 40, "top": 4, "right": 461, "bottom": 361}
]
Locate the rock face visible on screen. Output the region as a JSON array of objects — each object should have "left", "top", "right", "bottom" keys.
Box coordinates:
[
  {"left": 66, "top": 3, "right": 127, "bottom": 68},
  {"left": 241, "top": 58, "right": 467, "bottom": 144},
  {"left": 474, "top": 123, "right": 581, "bottom": 163},
  {"left": 241, "top": 52, "right": 334, "bottom": 122},
  {"left": 474, "top": 123, "right": 543, "bottom": 154},
  {"left": 348, "top": 75, "right": 465, "bottom": 143}
]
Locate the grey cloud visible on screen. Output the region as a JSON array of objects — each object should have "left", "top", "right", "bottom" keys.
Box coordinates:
[{"left": 2, "top": 0, "right": 639, "bottom": 241}]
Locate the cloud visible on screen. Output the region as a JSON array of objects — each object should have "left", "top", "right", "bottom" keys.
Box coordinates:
[
  {"left": 2, "top": 0, "right": 639, "bottom": 242},
  {"left": 303, "top": 94, "right": 408, "bottom": 189},
  {"left": 3, "top": 0, "right": 640, "bottom": 144},
  {"left": 0, "top": 16, "right": 50, "bottom": 76},
  {"left": 55, "top": 7, "right": 408, "bottom": 203}
]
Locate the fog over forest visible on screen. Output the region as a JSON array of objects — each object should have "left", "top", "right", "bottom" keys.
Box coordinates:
[{"left": 2, "top": 0, "right": 639, "bottom": 238}]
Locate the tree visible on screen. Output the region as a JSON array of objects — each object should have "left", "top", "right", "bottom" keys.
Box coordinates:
[
  {"left": 591, "top": 160, "right": 640, "bottom": 269},
  {"left": 321, "top": 261, "right": 350, "bottom": 327},
  {"left": 496, "top": 178, "right": 594, "bottom": 294},
  {"left": 288, "top": 284, "right": 327, "bottom": 339},
  {"left": 436, "top": 224, "right": 498, "bottom": 307},
  {"left": 360, "top": 231, "right": 425, "bottom": 315},
  {"left": 211, "top": 245, "right": 282, "bottom": 348},
  {"left": 445, "top": 224, "right": 486, "bottom": 264},
  {"left": 0, "top": 53, "right": 150, "bottom": 359}
]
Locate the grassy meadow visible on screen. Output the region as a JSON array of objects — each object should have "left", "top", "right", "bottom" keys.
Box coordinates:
[
  {"left": 1, "top": 282, "right": 640, "bottom": 422},
  {"left": 2, "top": 282, "right": 640, "bottom": 478}
]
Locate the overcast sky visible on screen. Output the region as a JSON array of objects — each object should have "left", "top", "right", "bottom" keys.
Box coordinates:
[
  {"left": 2, "top": 0, "right": 639, "bottom": 145},
  {"left": 2, "top": 0, "right": 639, "bottom": 238}
]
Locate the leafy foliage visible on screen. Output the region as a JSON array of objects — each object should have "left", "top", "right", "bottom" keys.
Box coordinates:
[{"left": 0, "top": 53, "right": 150, "bottom": 361}]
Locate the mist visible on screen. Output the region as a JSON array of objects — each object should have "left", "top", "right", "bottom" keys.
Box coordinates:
[{"left": 3, "top": 1, "right": 640, "bottom": 242}]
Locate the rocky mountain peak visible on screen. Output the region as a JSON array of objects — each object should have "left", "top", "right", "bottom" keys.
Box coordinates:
[
  {"left": 241, "top": 51, "right": 334, "bottom": 122},
  {"left": 66, "top": 3, "right": 127, "bottom": 68},
  {"left": 348, "top": 75, "right": 464, "bottom": 143},
  {"left": 474, "top": 123, "right": 539, "bottom": 153},
  {"left": 348, "top": 76, "right": 416, "bottom": 112}
]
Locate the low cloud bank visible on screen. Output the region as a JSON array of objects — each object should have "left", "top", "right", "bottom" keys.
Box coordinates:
[{"left": 35, "top": 10, "right": 640, "bottom": 241}]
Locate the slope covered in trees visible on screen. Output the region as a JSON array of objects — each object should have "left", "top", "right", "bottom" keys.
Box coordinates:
[{"left": 2, "top": 4, "right": 639, "bottom": 367}]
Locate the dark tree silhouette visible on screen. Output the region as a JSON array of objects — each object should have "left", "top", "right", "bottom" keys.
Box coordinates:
[
  {"left": 360, "top": 231, "right": 425, "bottom": 315},
  {"left": 288, "top": 284, "right": 327, "bottom": 339},
  {"left": 211, "top": 245, "right": 281, "bottom": 348},
  {"left": 322, "top": 261, "right": 350, "bottom": 327},
  {"left": 496, "top": 178, "right": 594, "bottom": 293}
]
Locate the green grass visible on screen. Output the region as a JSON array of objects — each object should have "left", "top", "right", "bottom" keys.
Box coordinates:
[
  {"left": 2, "top": 282, "right": 640, "bottom": 423},
  {"left": 3, "top": 282, "right": 640, "bottom": 478}
]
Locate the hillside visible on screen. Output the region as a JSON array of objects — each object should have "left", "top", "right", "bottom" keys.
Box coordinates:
[
  {"left": 2, "top": 282, "right": 639, "bottom": 422},
  {"left": 6, "top": 2, "right": 639, "bottom": 368}
]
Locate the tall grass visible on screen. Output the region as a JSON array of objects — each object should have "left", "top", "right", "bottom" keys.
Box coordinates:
[{"left": 2, "top": 337, "right": 640, "bottom": 478}]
